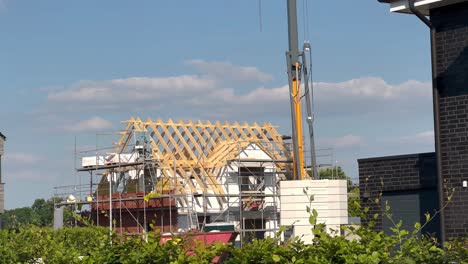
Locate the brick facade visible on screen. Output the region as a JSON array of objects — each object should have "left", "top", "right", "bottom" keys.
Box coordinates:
[
  {"left": 365, "top": 0, "right": 468, "bottom": 241},
  {"left": 431, "top": 2, "right": 468, "bottom": 239},
  {"left": 438, "top": 96, "right": 468, "bottom": 238},
  {"left": 358, "top": 153, "right": 438, "bottom": 232}
]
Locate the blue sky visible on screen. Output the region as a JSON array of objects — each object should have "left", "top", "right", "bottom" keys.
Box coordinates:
[{"left": 1, "top": 0, "right": 435, "bottom": 209}]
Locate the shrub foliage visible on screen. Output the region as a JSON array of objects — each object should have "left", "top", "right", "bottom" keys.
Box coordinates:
[
  {"left": 0, "top": 192, "right": 466, "bottom": 263},
  {"left": 0, "top": 217, "right": 466, "bottom": 263}
]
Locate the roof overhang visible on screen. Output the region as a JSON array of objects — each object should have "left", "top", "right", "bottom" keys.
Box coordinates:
[{"left": 379, "top": 0, "right": 468, "bottom": 15}]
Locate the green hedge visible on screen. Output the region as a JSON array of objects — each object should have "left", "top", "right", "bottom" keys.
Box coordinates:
[
  {"left": 0, "top": 224, "right": 466, "bottom": 264},
  {"left": 0, "top": 226, "right": 228, "bottom": 264}
]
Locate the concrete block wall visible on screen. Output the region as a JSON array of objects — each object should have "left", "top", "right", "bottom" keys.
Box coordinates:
[
  {"left": 431, "top": 1, "right": 468, "bottom": 239},
  {"left": 280, "top": 180, "right": 348, "bottom": 244},
  {"left": 358, "top": 153, "right": 437, "bottom": 230}
]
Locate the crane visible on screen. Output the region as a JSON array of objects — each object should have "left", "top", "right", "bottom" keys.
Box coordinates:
[{"left": 286, "top": 0, "right": 317, "bottom": 180}]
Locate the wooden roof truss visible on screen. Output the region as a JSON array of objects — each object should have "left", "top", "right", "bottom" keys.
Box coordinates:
[{"left": 103, "top": 117, "right": 291, "bottom": 204}]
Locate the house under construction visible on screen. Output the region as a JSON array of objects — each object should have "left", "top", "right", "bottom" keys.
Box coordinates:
[{"left": 54, "top": 117, "right": 348, "bottom": 245}]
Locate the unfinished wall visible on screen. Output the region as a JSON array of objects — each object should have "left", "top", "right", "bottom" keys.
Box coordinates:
[
  {"left": 176, "top": 143, "right": 280, "bottom": 242},
  {"left": 92, "top": 192, "right": 177, "bottom": 233}
]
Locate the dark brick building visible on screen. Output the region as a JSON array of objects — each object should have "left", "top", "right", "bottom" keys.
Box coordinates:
[
  {"left": 432, "top": 2, "right": 468, "bottom": 240},
  {"left": 363, "top": 0, "right": 468, "bottom": 241},
  {"left": 359, "top": 153, "right": 440, "bottom": 240}
]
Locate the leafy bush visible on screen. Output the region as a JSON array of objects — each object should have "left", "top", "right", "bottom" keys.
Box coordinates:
[
  {"left": 0, "top": 190, "right": 466, "bottom": 263},
  {"left": 0, "top": 222, "right": 466, "bottom": 263},
  {"left": 226, "top": 216, "right": 467, "bottom": 264},
  {"left": 0, "top": 226, "right": 228, "bottom": 263},
  {"left": 227, "top": 189, "right": 467, "bottom": 264}
]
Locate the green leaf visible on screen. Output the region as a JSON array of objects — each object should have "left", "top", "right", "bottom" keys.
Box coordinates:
[
  {"left": 414, "top": 222, "right": 421, "bottom": 230},
  {"left": 399, "top": 229, "right": 408, "bottom": 236},
  {"left": 396, "top": 220, "right": 402, "bottom": 228},
  {"left": 309, "top": 215, "right": 316, "bottom": 225},
  {"left": 309, "top": 195, "right": 315, "bottom": 202},
  {"left": 272, "top": 254, "right": 281, "bottom": 262},
  {"left": 313, "top": 209, "right": 318, "bottom": 218},
  {"left": 425, "top": 212, "right": 430, "bottom": 223}
]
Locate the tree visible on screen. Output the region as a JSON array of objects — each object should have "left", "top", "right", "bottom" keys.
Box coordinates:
[
  {"left": 0, "top": 206, "right": 34, "bottom": 228},
  {"left": 0, "top": 197, "right": 67, "bottom": 229},
  {"left": 31, "top": 198, "right": 56, "bottom": 226},
  {"left": 318, "top": 166, "right": 349, "bottom": 181},
  {"left": 347, "top": 187, "right": 360, "bottom": 217}
]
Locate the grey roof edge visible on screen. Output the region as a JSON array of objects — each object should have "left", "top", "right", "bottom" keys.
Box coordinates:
[
  {"left": 0, "top": 132, "right": 5, "bottom": 140},
  {"left": 358, "top": 152, "right": 435, "bottom": 163}
]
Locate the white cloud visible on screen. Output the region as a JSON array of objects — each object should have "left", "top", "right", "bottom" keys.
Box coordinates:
[
  {"left": 42, "top": 59, "right": 432, "bottom": 131},
  {"left": 46, "top": 75, "right": 429, "bottom": 115},
  {"left": 318, "top": 134, "right": 364, "bottom": 149},
  {"left": 316, "top": 77, "right": 430, "bottom": 100},
  {"left": 186, "top": 60, "right": 273, "bottom": 83},
  {"left": 48, "top": 75, "right": 215, "bottom": 104},
  {"left": 313, "top": 77, "right": 432, "bottom": 117},
  {"left": 390, "top": 130, "right": 435, "bottom": 146},
  {"left": 47, "top": 61, "right": 274, "bottom": 108},
  {"left": 414, "top": 130, "right": 434, "bottom": 141},
  {"left": 4, "top": 152, "right": 44, "bottom": 164},
  {"left": 64, "top": 116, "right": 114, "bottom": 132}
]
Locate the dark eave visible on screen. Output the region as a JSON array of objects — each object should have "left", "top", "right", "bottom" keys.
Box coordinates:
[
  {"left": 358, "top": 152, "right": 435, "bottom": 163},
  {"left": 0, "top": 132, "right": 5, "bottom": 141},
  {"left": 378, "top": 0, "right": 468, "bottom": 15}
]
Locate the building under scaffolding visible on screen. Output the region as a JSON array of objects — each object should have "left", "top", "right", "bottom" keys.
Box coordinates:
[
  {"left": 54, "top": 117, "right": 348, "bottom": 245},
  {"left": 55, "top": 118, "right": 294, "bottom": 244}
]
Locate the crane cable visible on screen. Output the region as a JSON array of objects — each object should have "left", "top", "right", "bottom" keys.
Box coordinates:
[{"left": 258, "top": 0, "right": 263, "bottom": 32}]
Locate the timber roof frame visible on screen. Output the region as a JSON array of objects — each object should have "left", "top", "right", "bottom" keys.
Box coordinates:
[{"left": 108, "top": 117, "right": 292, "bottom": 197}]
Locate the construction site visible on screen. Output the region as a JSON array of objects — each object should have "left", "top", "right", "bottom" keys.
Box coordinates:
[
  {"left": 2, "top": 0, "right": 468, "bottom": 262},
  {"left": 48, "top": 0, "right": 352, "bottom": 247},
  {"left": 53, "top": 118, "right": 348, "bottom": 246}
]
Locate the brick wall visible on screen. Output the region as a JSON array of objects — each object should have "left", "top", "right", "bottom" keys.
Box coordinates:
[
  {"left": 432, "top": 2, "right": 468, "bottom": 98},
  {"left": 358, "top": 153, "right": 437, "bottom": 230},
  {"left": 431, "top": 2, "right": 468, "bottom": 239},
  {"left": 438, "top": 95, "right": 468, "bottom": 238}
]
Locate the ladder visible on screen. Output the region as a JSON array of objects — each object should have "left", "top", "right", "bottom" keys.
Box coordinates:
[{"left": 186, "top": 190, "right": 199, "bottom": 230}]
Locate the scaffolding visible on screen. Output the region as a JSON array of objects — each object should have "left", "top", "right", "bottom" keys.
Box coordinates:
[{"left": 54, "top": 118, "right": 296, "bottom": 245}]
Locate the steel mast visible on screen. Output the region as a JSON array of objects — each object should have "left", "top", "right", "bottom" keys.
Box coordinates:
[{"left": 286, "top": 0, "right": 318, "bottom": 180}]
